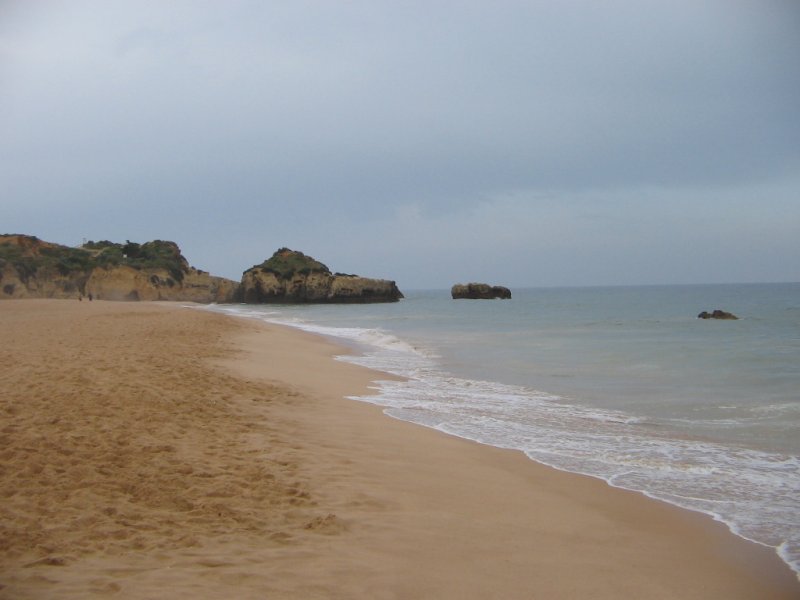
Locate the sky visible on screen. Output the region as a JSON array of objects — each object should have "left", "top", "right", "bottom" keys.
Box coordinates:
[{"left": 2, "top": 0, "right": 798, "bottom": 289}]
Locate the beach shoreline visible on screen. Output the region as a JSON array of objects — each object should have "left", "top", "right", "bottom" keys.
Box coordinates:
[{"left": 1, "top": 299, "right": 797, "bottom": 598}]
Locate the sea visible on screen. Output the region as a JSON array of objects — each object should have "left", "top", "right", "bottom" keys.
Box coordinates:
[{"left": 205, "top": 283, "right": 800, "bottom": 578}]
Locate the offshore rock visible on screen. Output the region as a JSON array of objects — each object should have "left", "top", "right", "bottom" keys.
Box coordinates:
[
  {"left": 451, "top": 283, "right": 512, "bottom": 300},
  {"left": 240, "top": 248, "right": 403, "bottom": 304},
  {"left": 698, "top": 309, "right": 739, "bottom": 320},
  {"left": 0, "top": 234, "right": 238, "bottom": 303}
]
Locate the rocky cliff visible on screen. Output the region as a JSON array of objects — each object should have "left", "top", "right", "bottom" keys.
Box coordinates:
[
  {"left": 0, "top": 235, "right": 238, "bottom": 303},
  {"left": 451, "top": 283, "right": 512, "bottom": 299},
  {"left": 241, "top": 248, "right": 403, "bottom": 303},
  {"left": 2, "top": 237, "right": 403, "bottom": 305}
]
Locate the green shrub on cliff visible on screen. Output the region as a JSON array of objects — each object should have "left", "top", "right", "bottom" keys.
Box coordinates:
[
  {"left": 84, "top": 239, "right": 188, "bottom": 282},
  {"left": 255, "top": 248, "right": 331, "bottom": 279},
  {"left": 40, "top": 245, "right": 94, "bottom": 274},
  {"left": 124, "top": 240, "right": 188, "bottom": 282},
  {"left": 0, "top": 236, "right": 92, "bottom": 282},
  {"left": 0, "top": 235, "right": 189, "bottom": 283},
  {"left": 82, "top": 240, "right": 117, "bottom": 250}
]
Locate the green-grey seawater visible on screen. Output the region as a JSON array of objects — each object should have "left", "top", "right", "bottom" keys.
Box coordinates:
[{"left": 208, "top": 282, "right": 800, "bottom": 578}]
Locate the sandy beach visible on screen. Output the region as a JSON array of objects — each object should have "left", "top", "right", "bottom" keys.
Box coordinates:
[{"left": 1, "top": 300, "right": 797, "bottom": 599}]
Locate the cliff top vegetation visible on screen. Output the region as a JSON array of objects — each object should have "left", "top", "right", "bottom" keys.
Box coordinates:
[
  {"left": 252, "top": 248, "right": 331, "bottom": 279},
  {"left": 0, "top": 235, "right": 190, "bottom": 282}
]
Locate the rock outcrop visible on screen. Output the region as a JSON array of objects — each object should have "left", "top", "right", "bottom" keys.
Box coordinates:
[
  {"left": 451, "top": 283, "right": 512, "bottom": 300},
  {"left": 83, "top": 264, "right": 238, "bottom": 302},
  {"left": 240, "top": 248, "right": 403, "bottom": 303},
  {"left": 0, "top": 235, "right": 238, "bottom": 303},
  {"left": 1, "top": 236, "right": 403, "bottom": 305},
  {"left": 698, "top": 309, "right": 739, "bottom": 320}
]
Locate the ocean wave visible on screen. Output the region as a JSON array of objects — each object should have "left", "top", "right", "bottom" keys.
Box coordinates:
[{"left": 203, "top": 303, "right": 800, "bottom": 579}]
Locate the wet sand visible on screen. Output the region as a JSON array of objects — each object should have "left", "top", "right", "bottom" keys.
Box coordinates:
[{"left": 1, "top": 300, "right": 797, "bottom": 599}]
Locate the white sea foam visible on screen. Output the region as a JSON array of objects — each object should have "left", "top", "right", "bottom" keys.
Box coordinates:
[
  {"left": 752, "top": 402, "right": 800, "bottom": 416},
  {"left": 202, "top": 302, "right": 800, "bottom": 579}
]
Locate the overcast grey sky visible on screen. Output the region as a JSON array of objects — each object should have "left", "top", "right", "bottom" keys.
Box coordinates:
[{"left": 2, "top": 0, "right": 798, "bottom": 288}]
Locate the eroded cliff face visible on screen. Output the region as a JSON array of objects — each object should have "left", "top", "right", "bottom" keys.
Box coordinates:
[
  {"left": 84, "top": 266, "right": 238, "bottom": 302},
  {"left": 0, "top": 263, "right": 84, "bottom": 299},
  {"left": 240, "top": 270, "right": 333, "bottom": 303},
  {"left": 0, "top": 236, "right": 87, "bottom": 299},
  {"left": 240, "top": 248, "right": 403, "bottom": 303},
  {"left": 178, "top": 270, "right": 240, "bottom": 303},
  {"left": 0, "top": 235, "right": 238, "bottom": 303},
  {"left": 329, "top": 274, "right": 403, "bottom": 303}
]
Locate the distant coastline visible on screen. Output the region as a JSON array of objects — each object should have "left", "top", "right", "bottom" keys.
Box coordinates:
[{"left": 0, "top": 235, "right": 401, "bottom": 304}]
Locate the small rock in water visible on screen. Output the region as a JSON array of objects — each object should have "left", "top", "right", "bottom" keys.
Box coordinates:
[{"left": 697, "top": 309, "right": 738, "bottom": 320}]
